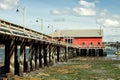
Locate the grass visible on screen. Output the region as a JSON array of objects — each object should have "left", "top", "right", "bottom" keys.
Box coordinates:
[{"left": 20, "top": 57, "right": 120, "bottom": 80}]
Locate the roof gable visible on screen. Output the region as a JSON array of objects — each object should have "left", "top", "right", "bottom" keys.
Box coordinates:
[{"left": 50, "top": 29, "right": 103, "bottom": 38}]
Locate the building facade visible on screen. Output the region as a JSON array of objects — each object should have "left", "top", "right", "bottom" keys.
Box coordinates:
[{"left": 50, "top": 29, "right": 103, "bottom": 48}]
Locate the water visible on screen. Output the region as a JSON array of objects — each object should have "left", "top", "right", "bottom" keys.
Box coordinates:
[
  {"left": 0, "top": 47, "right": 120, "bottom": 64},
  {"left": 0, "top": 47, "right": 29, "bottom": 64},
  {"left": 105, "top": 47, "right": 120, "bottom": 60},
  {"left": 0, "top": 48, "right": 4, "bottom": 63}
]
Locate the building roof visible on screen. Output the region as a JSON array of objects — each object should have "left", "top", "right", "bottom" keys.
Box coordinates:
[{"left": 49, "top": 29, "right": 103, "bottom": 38}]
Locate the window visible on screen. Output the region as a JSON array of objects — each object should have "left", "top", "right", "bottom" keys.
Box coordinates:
[
  {"left": 65, "top": 38, "right": 72, "bottom": 44},
  {"left": 90, "top": 42, "right": 93, "bottom": 45},
  {"left": 98, "top": 42, "right": 100, "bottom": 45},
  {"left": 82, "top": 42, "right": 85, "bottom": 46}
]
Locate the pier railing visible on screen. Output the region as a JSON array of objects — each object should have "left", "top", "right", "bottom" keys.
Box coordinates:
[
  {"left": 0, "top": 19, "right": 80, "bottom": 48},
  {"left": 0, "top": 19, "right": 49, "bottom": 40}
]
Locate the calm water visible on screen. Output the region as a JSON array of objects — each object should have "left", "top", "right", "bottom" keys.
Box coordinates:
[
  {"left": 106, "top": 48, "right": 120, "bottom": 60},
  {"left": 0, "top": 47, "right": 29, "bottom": 63},
  {"left": 0, "top": 48, "right": 4, "bottom": 63},
  {"left": 0, "top": 47, "right": 120, "bottom": 63}
]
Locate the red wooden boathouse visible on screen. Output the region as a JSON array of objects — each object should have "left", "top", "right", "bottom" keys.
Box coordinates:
[{"left": 50, "top": 29, "right": 103, "bottom": 48}]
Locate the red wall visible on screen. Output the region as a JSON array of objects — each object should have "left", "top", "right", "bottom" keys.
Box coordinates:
[{"left": 72, "top": 37, "right": 102, "bottom": 47}]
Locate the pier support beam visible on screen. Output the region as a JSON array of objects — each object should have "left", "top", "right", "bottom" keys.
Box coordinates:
[
  {"left": 76, "top": 49, "right": 80, "bottom": 56},
  {"left": 27, "top": 43, "right": 34, "bottom": 72},
  {"left": 65, "top": 46, "right": 68, "bottom": 62},
  {"left": 5, "top": 40, "right": 17, "bottom": 75},
  {"left": 68, "top": 48, "right": 74, "bottom": 58},
  {"left": 19, "top": 41, "right": 25, "bottom": 76},
  {"left": 57, "top": 46, "right": 60, "bottom": 62},
  {"left": 63, "top": 47, "right": 66, "bottom": 62},
  {"left": 35, "top": 44, "right": 39, "bottom": 70},
  {"left": 81, "top": 49, "right": 87, "bottom": 56},
  {"left": 31, "top": 44, "right": 35, "bottom": 71},
  {"left": 52, "top": 45, "right": 57, "bottom": 64},
  {"left": 43, "top": 44, "right": 49, "bottom": 66},
  {"left": 5, "top": 42, "right": 10, "bottom": 73},
  {"left": 46, "top": 44, "right": 50, "bottom": 66},
  {"left": 88, "top": 49, "right": 95, "bottom": 56},
  {"left": 39, "top": 44, "right": 44, "bottom": 68},
  {"left": 68, "top": 47, "right": 70, "bottom": 59},
  {"left": 98, "top": 49, "right": 103, "bottom": 56},
  {"left": 59, "top": 46, "right": 65, "bottom": 62},
  {"left": 49, "top": 44, "right": 54, "bottom": 65},
  {"left": 15, "top": 45, "right": 19, "bottom": 75},
  {"left": 73, "top": 48, "right": 77, "bottom": 57}
]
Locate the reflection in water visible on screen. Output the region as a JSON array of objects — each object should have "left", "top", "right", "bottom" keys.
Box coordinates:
[{"left": 105, "top": 47, "right": 120, "bottom": 60}]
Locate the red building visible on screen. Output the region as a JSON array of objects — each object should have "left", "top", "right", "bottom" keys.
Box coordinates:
[{"left": 50, "top": 29, "right": 103, "bottom": 48}]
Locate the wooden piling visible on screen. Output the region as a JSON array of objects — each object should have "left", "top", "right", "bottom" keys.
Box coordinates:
[
  {"left": 40, "top": 44, "right": 44, "bottom": 68},
  {"left": 9, "top": 40, "right": 16, "bottom": 75},
  {"left": 19, "top": 41, "right": 25, "bottom": 76},
  {"left": 35, "top": 44, "right": 39, "bottom": 69},
  {"left": 57, "top": 46, "right": 60, "bottom": 62}
]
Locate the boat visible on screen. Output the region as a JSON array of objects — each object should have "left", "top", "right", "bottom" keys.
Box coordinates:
[{"left": 115, "top": 51, "right": 120, "bottom": 55}]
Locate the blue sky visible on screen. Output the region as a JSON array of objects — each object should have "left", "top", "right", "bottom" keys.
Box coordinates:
[{"left": 0, "top": 0, "right": 120, "bottom": 42}]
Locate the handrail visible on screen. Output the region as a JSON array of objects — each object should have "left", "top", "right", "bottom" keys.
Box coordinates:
[
  {"left": 0, "top": 19, "right": 50, "bottom": 40},
  {"left": 0, "top": 19, "right": 79, "bottom": 48}
]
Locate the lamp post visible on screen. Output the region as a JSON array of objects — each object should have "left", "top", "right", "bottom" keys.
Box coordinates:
[
  {"left": 36, "top": 18, "right": 43, "bottom": 33},
  {"left": 36, "top": 18, "right": 44, "bottom": 39},
  {"left": 16, "top": 7, "right": 26, "bottom": 33},
  {"left": 48, "top": 25, "right": 53, "bottom": 41}
]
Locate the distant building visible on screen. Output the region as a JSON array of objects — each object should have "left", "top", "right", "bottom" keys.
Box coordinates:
[{"left": 50, "top": 29, "right": 103, "bottom": 48}]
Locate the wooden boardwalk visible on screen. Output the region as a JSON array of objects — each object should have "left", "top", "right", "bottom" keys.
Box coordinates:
[{"left": 0, "top": 19, "right": 106, "bottom": 78}]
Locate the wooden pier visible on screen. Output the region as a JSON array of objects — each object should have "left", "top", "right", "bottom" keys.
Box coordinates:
[{"left": 0, "top": 19, "right": 106, "bottom": 78}]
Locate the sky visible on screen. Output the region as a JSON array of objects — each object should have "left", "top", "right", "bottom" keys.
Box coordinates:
[{"left": 0, "top": 0, "right": 120, "bottom": 42}]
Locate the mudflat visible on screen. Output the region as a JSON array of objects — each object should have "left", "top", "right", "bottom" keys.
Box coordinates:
[{"left": 12, "top": 57, "right": 120, "bottom": 80}]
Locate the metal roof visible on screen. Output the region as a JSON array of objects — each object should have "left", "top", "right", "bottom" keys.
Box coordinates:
[{"left": 49, "top": 29, "right": 103, "bottom": 38}]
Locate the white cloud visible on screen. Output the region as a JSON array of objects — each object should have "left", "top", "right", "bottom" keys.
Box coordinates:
[
  {"left": 79, "top": 0, "right": 95, "bottom": 8},
  {"left": 51, "top": 10, "right": 61, "bottom": 15},
  {"left": 97, "top": 18, "right": 120, "bottom": 27},
  {"left": 113, "top": 15, "right": 120, "bottom": 19},
  {"left": 104, "top": 19, "right": 119, "bottom": 27},
  {"left": 98, "top": 9, "right": 107, "bottom": 16},
  {"left": 96, "top": 9, "right": 120, "bottom": 28},
  {"left": 72, "top": 0, "right": 96, "bottom": 16},
  {"left": 73, "top": 7, "right": 96, "bottom": 16},
  {"left": 0, "top": 0, "right": 19, "bottom": 10},
  {"left": 51, "top": 7, "right": 71, "bottom": 15},
  {"left": 51, "top": 0, "right": 97, "bottom": 16},
  {"left": 51, "top": 0, "right": 120, "bottom": 29}
]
